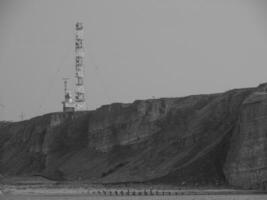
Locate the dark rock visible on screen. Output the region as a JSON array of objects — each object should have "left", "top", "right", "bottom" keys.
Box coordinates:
[{"left": 0, "top": 84, "right": 267, "bottom": 189}]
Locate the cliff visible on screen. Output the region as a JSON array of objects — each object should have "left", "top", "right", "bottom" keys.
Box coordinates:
[{"left": 0, "top": 83, "right": 267, "bottom": 189}]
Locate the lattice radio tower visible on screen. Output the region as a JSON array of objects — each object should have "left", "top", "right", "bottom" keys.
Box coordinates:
[{"left": 74, "top": 22, "right": 87, "bottom": 110}]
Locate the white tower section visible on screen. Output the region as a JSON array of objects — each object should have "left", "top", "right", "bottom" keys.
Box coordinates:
[{"left": 75, "top": 22, "right": 87, "bottom": 110}]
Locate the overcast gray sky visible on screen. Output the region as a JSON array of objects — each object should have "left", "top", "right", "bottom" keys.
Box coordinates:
[{"left": 0, "top": 0, "right": 267, "bottom": 121}]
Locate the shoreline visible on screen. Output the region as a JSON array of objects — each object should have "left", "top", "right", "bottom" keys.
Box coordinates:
[
  {"left": 1, "top": 176, "right": 266, "bottom": 197},
  {"left": 1, "top": 186, "right": 265, "bottom": 196}
]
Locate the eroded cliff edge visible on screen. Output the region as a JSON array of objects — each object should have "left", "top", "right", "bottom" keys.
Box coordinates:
[{"left": 0, "top": 83, "right": 267, "bottom": 189}]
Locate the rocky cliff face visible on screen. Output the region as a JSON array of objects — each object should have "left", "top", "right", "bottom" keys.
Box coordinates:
[
  {"left": 0, "top": 84, "right": 267, "bottom": 189},
  {"left": 224, "top": 84, "right": 267, "bottom": 189}
]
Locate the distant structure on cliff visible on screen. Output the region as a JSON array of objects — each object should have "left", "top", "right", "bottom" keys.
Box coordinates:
[
  {"left": 62, "top": 22, "right": 87, "bottom": 112},
  {"left": 62, "top": 78, "right": 75, "bottom": 112},
  {"left": 74, "top": 22, "right": 86, "bottom": 110}
]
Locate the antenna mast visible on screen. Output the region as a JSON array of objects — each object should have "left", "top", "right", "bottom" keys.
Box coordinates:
[
  {"left": 62, "top": 78, "right": 75, "bottom": 112},
  {"left": 63, "top": 78, "right": 69, "bottom": 95},
  {"left": 74, "top": 22, "right": 86, "bottom": 110}
]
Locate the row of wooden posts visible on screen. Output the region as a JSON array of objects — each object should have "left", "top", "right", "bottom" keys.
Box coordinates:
[{"left": 88, "top": 189, "right": 182, "bottom": 196}]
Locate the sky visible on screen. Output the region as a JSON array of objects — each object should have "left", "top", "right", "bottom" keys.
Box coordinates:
[{"left": 0, "top": 0, "right": 267, "bottom": 121}]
